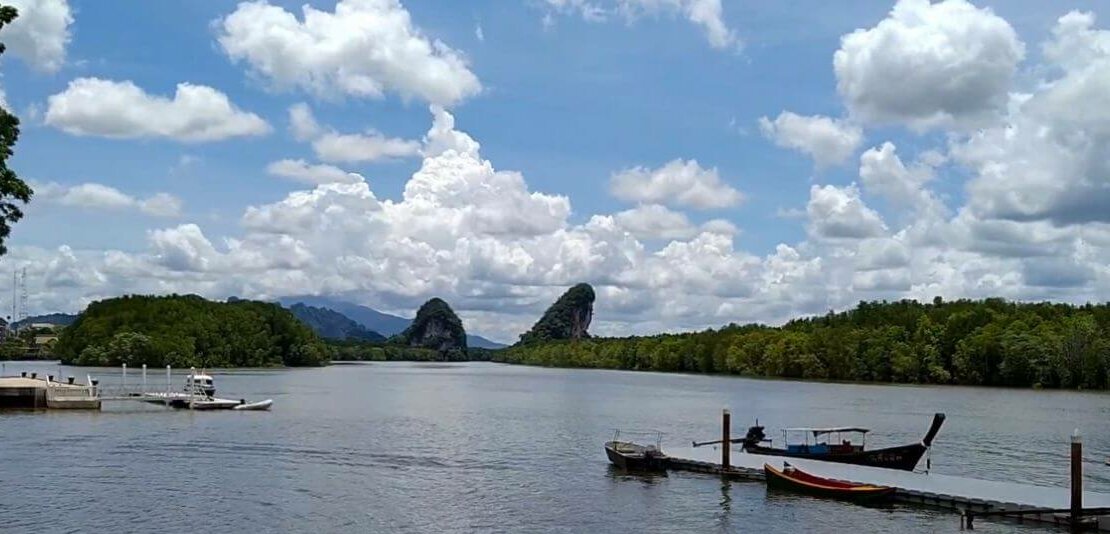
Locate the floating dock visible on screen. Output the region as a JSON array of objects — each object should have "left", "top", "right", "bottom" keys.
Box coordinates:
[
  {"left": 646, "top": 410, "right": 1110, "bottom": 531},
  {"left": 1, "top": 365, "right": 271, "bottom": 411}
]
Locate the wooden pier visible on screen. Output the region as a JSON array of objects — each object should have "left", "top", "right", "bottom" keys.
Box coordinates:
[{"left": 649, "top": 410, "right": 1110, "bottom": 531}]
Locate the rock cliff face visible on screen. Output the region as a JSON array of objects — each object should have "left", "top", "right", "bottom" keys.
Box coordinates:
[
  {"left": 517, "top": 283, "right": 595, "bottom": 345},
  {"left": 389, "top": 298, "right": 467, "bottom": 357}
]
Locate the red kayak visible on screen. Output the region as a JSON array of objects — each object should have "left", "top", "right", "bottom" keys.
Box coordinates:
[{"left": 764, "top": 463, "right": 895, "bottom": 502}]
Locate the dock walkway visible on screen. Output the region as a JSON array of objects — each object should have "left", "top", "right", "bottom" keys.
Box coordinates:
[{"left": 664, "top": 445, "right": 1110, "bottom": 530}]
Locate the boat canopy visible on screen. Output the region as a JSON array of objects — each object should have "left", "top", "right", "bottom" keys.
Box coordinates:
[{"left": 782, "top": 427, "right": 870, "bottom": 436}]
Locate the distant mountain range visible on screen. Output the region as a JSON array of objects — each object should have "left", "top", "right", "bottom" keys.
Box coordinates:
[
  {"left": 278, "top": 296, "right": 507, "bottom": 349},
  {"left": 10, "top": 313, "right": 79, "bottom": 329},
  {"left": 287, "top": 303, "right": 386, "bottom": 342},
  {"left": 9, "top": 299, "right": 508, "bottom": 349}
]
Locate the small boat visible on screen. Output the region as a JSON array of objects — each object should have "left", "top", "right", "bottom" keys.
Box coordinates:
[
  {"left": 764, "top": 463, "right": 895, "bottom": 502},
  {"left": 696, "top": 413, "right": 945, "bottom": 471},
  {"left": 604, "top": 430, "right": 668, "bottom": 472},
  {"left": 233, "top": 399, "right": 273, "bottom": 411}
]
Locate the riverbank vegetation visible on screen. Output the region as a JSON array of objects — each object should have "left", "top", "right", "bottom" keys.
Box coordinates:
[
  {"left": 328, "top": 339, "right": 493, "bottom": 362},
  {"left": 496, "top": 298, "right": 1110, "bottom": 389},
  {"left": 53, "top": 295, "right": 329, "bottom": 367}
]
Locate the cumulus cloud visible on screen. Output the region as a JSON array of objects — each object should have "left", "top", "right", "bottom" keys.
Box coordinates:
[
  {"left": 759, "top": 111, "right": 862, "bottom": 168},
  {"left": 285, "top": 103, "right": 419, "bottom": 163},
  {"left": 3, "top": 0, "right": 72, "bottom": 73},
  {"left": 610, "top": 159, "right": 742, "bottom": 210},
  {"left": 45, "top": 78, "right": 271, "bottom": 142},
  {"left": 216, "top": 0, "right": 481, "bottom": 106},
  {"left": 542, "top": 0, "right": 739, "bottom": 50},
  {"left": 858, "top": 142, "right": 942, "bottom": 213},
  {"left": 29, "top": 11, "right": 1110, "bottom": 343},
  {"left": 314, "top": 131, "right": 421, "bottom": 163},
  {"left": 288, "top": 103, "right": 322, "bottom": 141},
  {"left": 266, "top": 159, "right": 364, "bottom": 186},
  {"left": 953, "top": 11, "right": 1110, "bottom": 226},
  {"left": 613, "top": 204, "right": 697, "bottom": 240},
  {"left": 806, "top": 184, "right": 887, "bottom": 240},
  {"left": 35, "top": 182, "right": 183, "bottom": 217},
  {"left": 834, "top": 0, "right": 1023, "bottom": 129}
]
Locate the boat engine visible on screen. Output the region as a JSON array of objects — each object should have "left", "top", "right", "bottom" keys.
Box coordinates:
[{"left": 743, "top": 424, "right": 767, "bottom": 447}]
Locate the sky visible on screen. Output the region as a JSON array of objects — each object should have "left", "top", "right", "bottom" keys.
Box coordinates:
[{"left": 2, "top": 0, "right": 1110, "bottom": 343}]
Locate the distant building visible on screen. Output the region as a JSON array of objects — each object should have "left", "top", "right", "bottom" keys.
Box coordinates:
[{"left": 34, "top": 334, "right": 58, "bottom": 346}]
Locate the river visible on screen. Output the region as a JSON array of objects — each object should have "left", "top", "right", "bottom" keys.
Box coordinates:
[{"left": 2, "top": 360, "right": 1108, "bottom": 533}]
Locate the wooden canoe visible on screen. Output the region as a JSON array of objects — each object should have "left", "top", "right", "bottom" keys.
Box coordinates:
[{"left": 764, "top": 463, "right": 895, "bottom": 502}]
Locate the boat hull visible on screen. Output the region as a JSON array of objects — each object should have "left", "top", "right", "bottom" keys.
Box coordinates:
[
  {"left": 744, "top": 443, "right": 926, "bottom": 471},
  {"left": 764, "top": 463, "right": 895, "bottom": 502},
  {"left": 604, "top": 441, "right": 668, "bottom": 471}
]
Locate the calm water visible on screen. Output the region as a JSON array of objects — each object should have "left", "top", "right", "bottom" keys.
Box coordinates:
[{"left": 3, "top": 361, "right": 1110, "bottom": 533}]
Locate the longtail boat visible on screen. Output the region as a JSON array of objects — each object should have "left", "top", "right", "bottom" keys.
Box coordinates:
[
  {"left": 604, "top": 429, "right": 668, "bottom": 472},
  {"left": 764, "top": 462, "right": 895, "bottom": 502},
  {"left": 695, "top": 413, "right": 945, "bottom": 472}
]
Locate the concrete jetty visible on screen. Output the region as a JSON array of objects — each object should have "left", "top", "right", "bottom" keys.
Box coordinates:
[{"left": 0, "top": 374, "right": 100, "bottom": 409}]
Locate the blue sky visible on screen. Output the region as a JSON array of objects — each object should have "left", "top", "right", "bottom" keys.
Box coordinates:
[{"left": 3, "top": 0, "right": 1110, "bottom": 342}]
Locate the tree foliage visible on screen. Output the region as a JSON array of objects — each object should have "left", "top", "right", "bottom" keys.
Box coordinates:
[
  {"left": 53, "top": 295, "right": 329, "bottom": 367},
  {"left": 496, "top": 298, "right": 1110, "bottom": 389},
  {"left": 518, "top": 283, "right": 595, "bottom": 345},
  {"left": 0, "top": 5, "right": 34, "bottom": 256},
  {"left": 328, "top": 339, "right": 492, "bottom": 362}
]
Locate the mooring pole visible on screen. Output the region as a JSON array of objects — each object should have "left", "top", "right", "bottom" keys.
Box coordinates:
[
  {"left": 142, "top": 364, "right": 147, "bottom": 394},
  {"left": 1071, "top": 429, "right": 1082, "bottom": 528},
  {"left": 722, "top": 408, "right": 731, "bottom": 472},
  {"left": 165, "top": 365, "right": 171, "bottom": 406}
]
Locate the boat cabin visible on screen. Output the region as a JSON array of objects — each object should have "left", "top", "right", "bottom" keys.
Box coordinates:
[
  {"left": 184, "top": 373, "right": 216, "bottom": 397},
  {"left": 781, "top": 427, "right": 868, "bottom": 454}
]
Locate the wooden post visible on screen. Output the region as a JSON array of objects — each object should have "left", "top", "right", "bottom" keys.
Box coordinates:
[
  {"left": 1071, "top": 429, "right": 1082, "bottom": 528},
  {"left": 722, "top": 408, "right": 731, "bottom": 472}
]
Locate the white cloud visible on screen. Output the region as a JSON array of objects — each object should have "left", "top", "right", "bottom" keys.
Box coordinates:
[
  {"left": 35, "top": 181, "right": 182, "bottom": 217},
  {"left": 542, "top": 0, "right": 739, "bottom": 50},
  {"left": 834, "top": 0, "right": 1023, "bottom": 129},
  {"left": 45, "top": 245, "right": 105, "bottom": 289},
  {"left": 216, "top": 0, "right": 481, "bottom": 106},
  {"left": 45, "top": 78, "right": 270, "bottom": 142},
  {"left": 759, "top": 111, "right": 862, "bottom": 168},
  {"left": 267, "top": 159, "right": 364, "bottom": 185},
  {"left": 806, "top": 184, "right": 887, "bottom": 240},
  {"left": 953, "top": 11, "right": 1110, "bottom": 226},
  {"left": 139, "top": 193, "right": 184, "bottom": 218},
  {"left": 610, "top": 159, "right": 742, "bottom": 210},
  {"left": 288, "top": 103, "right": 322, "bottom": 141},
  {"left": 858, "top": 142, "right": 940, "bottom": 211},
  {"left": 285, "top": 103, "right": 419, "bottom": 163},
  {"left": 314, "top": 131, "right": 421, "bottom": 163},
  {"left": 854, "top": 238, "right": 910, "bottom": 271},
  {"left": 1043, "top": 11, "right": 1110, "bottom": 74},
  {"left": 614, "top": 204, "right": 697, "bottom": 239},
  {"left": 701, "top": 218, "right": 738, "bottom": 236},
  {"left": 3, "top": 0, "right": 72, "bottom": 73},
  {"left": 29, "top": 30, "right": 1110, "bottom": 345}
]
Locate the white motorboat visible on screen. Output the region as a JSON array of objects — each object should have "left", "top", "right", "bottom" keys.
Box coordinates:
[{"left": 140, "top": 370, "right": 272, "bottom": 411}]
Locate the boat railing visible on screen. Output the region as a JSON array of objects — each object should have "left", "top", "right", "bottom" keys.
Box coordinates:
[{"left": 612, "top": 429, "right": 665, "bottom": 450}]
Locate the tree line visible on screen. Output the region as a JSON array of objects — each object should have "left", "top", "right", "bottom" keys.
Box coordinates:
[
  {"left": 495, "top": 297, "right": 1110, "bottom": 389},
  {"left": 53, "top": 295, "right": 330, "bottom": 367},
  {"left": 328, "top": 339, "right": 493, "bottom": 362}
]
